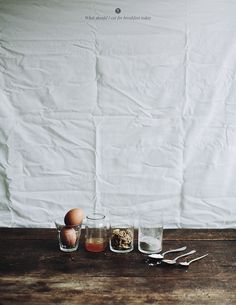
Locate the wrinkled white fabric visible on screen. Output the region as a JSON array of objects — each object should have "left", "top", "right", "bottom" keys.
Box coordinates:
[{"left": 0, "top": 0, "right": 236, "bottom": 228}]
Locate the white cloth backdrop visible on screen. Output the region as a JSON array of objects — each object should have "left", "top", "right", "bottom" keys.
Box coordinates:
[{"left": 0, "top": 0, "right": 236, "bottom": 228}]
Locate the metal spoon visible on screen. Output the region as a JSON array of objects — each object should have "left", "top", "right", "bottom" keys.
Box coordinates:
[
  {"left": 178, "top": 254, "right": 208, "bottom": 267},
  {"left": 162, "top": 250, "right": 196, "bottom": 265},
  {"left": 148, "top": 246, "right": 187, "bottom": 260}
]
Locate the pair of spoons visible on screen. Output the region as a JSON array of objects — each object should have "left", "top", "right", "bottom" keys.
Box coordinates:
[{"left": 148, "top": 246, "right": 208, "bottom": 266}]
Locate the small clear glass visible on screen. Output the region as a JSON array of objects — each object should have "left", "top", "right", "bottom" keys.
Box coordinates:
[
  {"left": 85, "top": 212, "right": 108, "bottom": 252},
  {"left": 109, "top": 207, "right": 134, "bottom": 253},
  {"left": 55, "top": 217, "right": 81, "bottom": 252},
  {"left": 138, "top": 211, "right": 163, "bottom": 254}
]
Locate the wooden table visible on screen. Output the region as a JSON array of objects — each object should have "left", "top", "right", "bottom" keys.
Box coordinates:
[{"left": 0, "top": 228, "right": 235, "bottom": 305}]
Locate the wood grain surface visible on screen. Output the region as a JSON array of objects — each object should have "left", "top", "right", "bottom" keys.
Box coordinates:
[{"left": 0, "top": 228, "right": 235, "bottom": 305}]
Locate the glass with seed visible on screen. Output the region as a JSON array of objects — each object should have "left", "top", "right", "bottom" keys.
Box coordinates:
[
  {"left": 138, "top": 211, "right": 163, "bottom": 254},
  {"left": 109, "top": 207, "right": 134, "bottom": 253},
  {"left": 85, "top": 212, "right": 108, "bottom": 252}
]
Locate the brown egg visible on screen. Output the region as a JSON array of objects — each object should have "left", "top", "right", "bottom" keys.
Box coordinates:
[
  {"left": 64, "top": 208, "right": 84, "bottom": 226},
  {"left": 60, "top": 227, "right": 77, "bottom": 247}
]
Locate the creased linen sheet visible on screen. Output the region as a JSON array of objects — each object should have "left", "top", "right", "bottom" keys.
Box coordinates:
[{"left": 0, "top": 0, "right": 235, "bottom": 227}]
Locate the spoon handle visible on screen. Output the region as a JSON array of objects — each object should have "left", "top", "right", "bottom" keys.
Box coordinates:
[
  {"left": 188, "top": 254, "right": 208, "bottom": 265},
  {"left": 175, "top": 250, "right": 196, "bottom": 261},
  {"left": 162, "top": 246, "right": 187, "bottom": 256}
]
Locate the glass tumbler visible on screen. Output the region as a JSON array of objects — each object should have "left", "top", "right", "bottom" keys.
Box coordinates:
[
  {"left": 55, "top": 216, "right": 82, "bottom": 252},
  {"left": 109, "top": 207, "right": 134, "bottom": 253},
  {"left": 138, "top": 211, "right": 163, "bottom": 254},
  {"left": 85, "top": 212, "right": 108, "bottom": 252}
]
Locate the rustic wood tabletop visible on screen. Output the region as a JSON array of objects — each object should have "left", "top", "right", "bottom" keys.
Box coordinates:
[{"left": 0, "top": 228, "right": 235, "bottom": 305}]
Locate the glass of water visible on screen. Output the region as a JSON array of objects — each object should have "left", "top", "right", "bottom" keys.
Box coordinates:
[{"left": 138, "top": 211, "right": 163, "bottom": 254}]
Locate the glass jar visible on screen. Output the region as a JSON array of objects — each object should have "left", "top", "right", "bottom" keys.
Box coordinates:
[
  {"left": 109, "top": 207, "right": 134, "bottom": 253},
  {"left": 138, "top": 211, "right": 163, "bottom": 254},
  {"left": 85, "top": 212, "right": 107, "bottom": 252}
]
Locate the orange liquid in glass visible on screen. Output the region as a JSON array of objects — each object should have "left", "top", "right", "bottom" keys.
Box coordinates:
[{"left": 85, "top": 238, "right": 107, "bottom": 252}]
